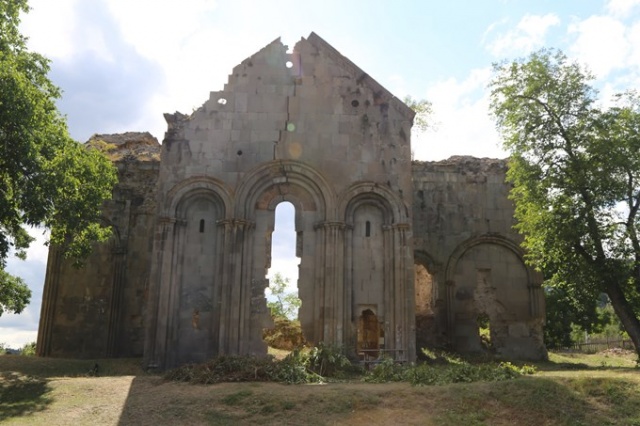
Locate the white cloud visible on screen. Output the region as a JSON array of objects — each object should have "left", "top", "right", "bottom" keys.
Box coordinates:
[
  {"left": 414, "top": 68, "right": 505, "bottom": 161},
  {"left": 486, "top": 13, "right": 560, "bottom": 57},
  {"left": 628, "top": 21, "right": 640, "bottom": 68},
  {"left": 0, "top": 328, "right": 38, "bottom": 349},
  {"left": 568, "top": 15, "right": 630, "bottom": 78},
  {"left": 0, "top": 228, "right": 49, "bottom": 349},
  {"left": 20, "top": 0, "right": 79, "bottom": 59},
  {"left": 606, "top": 0, "right": 640, "bottom": 18}
]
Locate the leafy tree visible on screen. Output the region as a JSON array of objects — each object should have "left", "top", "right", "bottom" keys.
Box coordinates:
[
  {"left": 266, "top": 272, "right": 301, "bottom": 320},
  {"left": 0, "top": 0, "right": 117, "bottom": 316},
  {"left": 489, "top": 49, "right": 640, "bottom": 357},
  {"left": 403, "top": 95, "right": 433, "bottom": 132},
  {"left": 543, "top": 287, "right": 613, "bottom": 348},
  {"left": 0, "top": 269, "right": 30, "bottom": 316}
]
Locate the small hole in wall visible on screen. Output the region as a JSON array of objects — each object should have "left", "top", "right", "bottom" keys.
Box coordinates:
[
  {"left": 199, "top": 219, "right": 205, "bottom": 233},
  {"left": 365, "top": 221, "right": 371, "bottom": 237},
  {"left": 285, "top": 61, "right": 293, "bottom": 68},
  {"left": 237, "top": 150, "right": 243, "bottom": 156},
  {"left": 218, "top": 98, "right": 227, "bottom": 105},
  {"left": 351, "top": 100, "right": 359, "bottom": 107}
]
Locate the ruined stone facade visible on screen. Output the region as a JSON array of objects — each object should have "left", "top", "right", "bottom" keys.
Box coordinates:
[{"left": 37, "top": 33, "right": 547, "bottom": 366}]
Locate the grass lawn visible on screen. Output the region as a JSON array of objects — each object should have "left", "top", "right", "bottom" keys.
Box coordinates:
[{"left": 1, "top": 351, "right": 638, "bottom": 425}]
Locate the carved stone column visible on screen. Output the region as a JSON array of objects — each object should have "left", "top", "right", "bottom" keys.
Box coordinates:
[
  {"left": 106, "top": 245, "right": 127, "bottom": 357},
  {"left": 36, "top": 247, "right": 63, "bottom": 356},
  {"left": 217, "top": 219, "right": 256, "bottom": 355},
  {"left": 313, "top": 221, "right": 347, "bottom": 346},
  {"left": 389, "top": 223, "right": 414, "bottom": 361},
  {"left": 445, "top": 280, "right": 456, "bottom": 347},
  {"left": 144, "top": 216, "right": 177, "bottom": 368}
]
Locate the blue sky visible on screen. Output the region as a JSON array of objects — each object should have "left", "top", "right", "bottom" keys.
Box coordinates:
[{"left": 2, "top": 0, "right": 640, "bottom": 348}]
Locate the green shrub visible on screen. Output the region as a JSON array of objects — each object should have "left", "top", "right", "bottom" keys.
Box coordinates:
[
  {"left": 364, "top": 357, "right": 408, "bottom": 383},
  {"left": 164, "top": 355, "right": 277, "bottom": 384},
  {"left": 270, "top": 349, "right": 319, "bottom": 384},
  {"left": 164, "top": 344, "right": 360, "bottom": 385},
  {"left": 21, "top": 342, "right": 36, "bottom": 356},
  {"left": 262, "top": 317, "right": 305, "bottom": 350},
  {"left": 307, "top": 343, "right": 355, "bottom": 378},
  {"left": 365, "top": 350, "right": 537, "bottom": 386}
]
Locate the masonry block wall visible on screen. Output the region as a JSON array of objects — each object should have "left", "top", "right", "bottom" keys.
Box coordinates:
[
  {"left": 412, "top": 156, "right": 546, "bottom": 360},
  {"left": 144, "top": 33, "right": 416, "bottom": 369},
  {"left": 37, "top": 133, "right": 160, "bottom": 358},
  {"left": 36, "top": 33, "right": 547, "bottom": 366}
]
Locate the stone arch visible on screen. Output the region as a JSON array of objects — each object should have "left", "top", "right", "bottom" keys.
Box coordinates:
[
  {"left": 414, "top": 250, "right": 439, "bottom": 275},
  {"left": 232, "top": 161, "right": 336, "bottom": 349},
  {"left": 339, "top": 182, "right": 409, "bottom": 225},
  {"left": 444, "top": 234, "right": 532, "bottom": 285},
  {"left": 341, "top": 183, "right": 413, "bottom": 357},
  {"left": 413, "top": 249, "right": 440, "bottom": 352},
  {"left": 413, "top": 250, "right": 439, "bottom": 312},
  {"left": 163, "top": 176, "right": 234, "bottom": 219},
  {"left": 166, "top": 184, "right": 228, "bottom": 366},
  {"left": 444, "top": 234, "right": 543, "bottom": 356},
  {"left": 235, "top": 160, "right": 335, "bottom": 221}
]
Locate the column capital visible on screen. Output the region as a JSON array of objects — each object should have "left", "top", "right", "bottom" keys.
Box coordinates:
[
  {"left": 313, "top": 221, "right": 347, "bottom": 231},
  {"left": 158, "top": 216, "right": 177, "bottom": 224},
  {"left": 216, "top": 218, "right": 256, "bottom": 230}
]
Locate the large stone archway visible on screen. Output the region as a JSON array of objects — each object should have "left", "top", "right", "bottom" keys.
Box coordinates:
[{"left": 443, "top": 234, "right": 546, "bottom": 359}]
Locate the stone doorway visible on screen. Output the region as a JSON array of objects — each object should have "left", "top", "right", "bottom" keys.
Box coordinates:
[{"left": 357, "top": 308, "right": 380, "bottom": 361}]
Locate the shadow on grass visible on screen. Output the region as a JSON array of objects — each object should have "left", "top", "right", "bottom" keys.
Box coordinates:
[
  {"left": 0, "top": 355, "right": 145, "bottom": 378},
  {"left": 433, "top": 375, "right": 640, "bottom": 425},
  {"left": 0, "top": 372, "right": 52, "bottom": 421},
  {"left": 114, "top": 374, "right": 640, "bottom": 425}
]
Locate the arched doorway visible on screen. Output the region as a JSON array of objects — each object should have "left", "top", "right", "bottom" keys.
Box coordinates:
[{"left": 357, "top": 308, "right": 380, "bottom": 361}]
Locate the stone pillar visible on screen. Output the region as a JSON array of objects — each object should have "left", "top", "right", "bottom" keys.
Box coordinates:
[
  {"left": 217, "top": 219, "right": 257, "bottom": 355},
  {"left": 445, "top": 280, "right": 456, "bottom": 346},
  {"left": 106, "top": 245, "right": 127, "bottom": 357},
  {"left": 311, "top": 221, "right": 346, "bottom": 345},
  {"left": 343, "top": 223, "right": 354, "bottom": 349},
  {"left": 144, "top": 216, "right": 177, "bottom": 368},
  {"left": 389, "top": 223, "right": 415, "bottom": 362},
  {"left": 36, "top": 247, "right": 63, "bottom": 357}
]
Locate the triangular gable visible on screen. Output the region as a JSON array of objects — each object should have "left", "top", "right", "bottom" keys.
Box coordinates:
[{"left": 302, "top": 32, "right": 415, "bottom": 122}]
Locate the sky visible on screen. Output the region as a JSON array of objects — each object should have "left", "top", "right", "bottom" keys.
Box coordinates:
[{"left": 2, "top": 0, "right": 640, "bottom": 348}]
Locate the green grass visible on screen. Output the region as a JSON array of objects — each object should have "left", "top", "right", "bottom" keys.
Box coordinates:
[
  {"left": 546, "top": 350, "right": 638, "bottom": 369},
  {"left": 1, "top": 351, "right": 639, "bottom": 425},
  {"left": 0, "top": 354, "right": 145, "bottom": 378}
]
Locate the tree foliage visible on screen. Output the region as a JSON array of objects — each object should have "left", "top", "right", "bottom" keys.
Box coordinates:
[
  {"left": 0, "top": 269, "right": 30, "bottom": 316},
  {"left": 266, "top": 272, "right": 301, "bottom": 320},
  {"left": 0, "top": 0, "right": 117, "bottom": 315},
  {"left": 403, "top": 95, "right": 433, "bottom": 132},
  {"left": 489, "top": 49, "right": 640, "bottom": 356}
]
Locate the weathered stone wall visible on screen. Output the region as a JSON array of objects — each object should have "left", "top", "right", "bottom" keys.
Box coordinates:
[
  {"left": 145, "top": 33, "right": 416, "bottom": 368},
  {"left": 412, "top": 156, "right": 546, "bottom": 360},
  {"left": 36, "top": 34, "right": 548, "bottom": 365},
  {"left": 37, "top": 133, "right": 160, "bottom": 358}
]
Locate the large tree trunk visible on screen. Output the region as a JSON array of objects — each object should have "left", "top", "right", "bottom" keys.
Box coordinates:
[{"left": 606, "top": 281, "right": 640, "bottom": 359}]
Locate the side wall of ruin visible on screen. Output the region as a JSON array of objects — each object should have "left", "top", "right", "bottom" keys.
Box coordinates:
[
  {"left": 36, "top": 134, "right": 160, "bottom": 358},
  {"left": 412, "top": 157, "right": 547, "bottom": 360}
]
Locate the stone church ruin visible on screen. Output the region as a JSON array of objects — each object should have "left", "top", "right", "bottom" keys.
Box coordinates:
[{"left": 36, "top": 33, "right": 547, "bottom": 368}]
